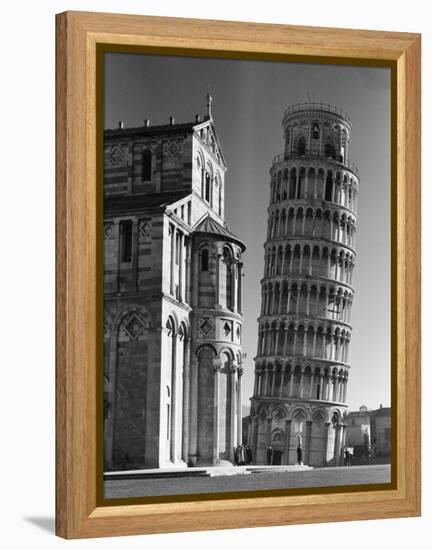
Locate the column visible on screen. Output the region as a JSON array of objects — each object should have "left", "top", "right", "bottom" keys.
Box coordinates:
[
  {"left": 312, "top": 329, "right": 317, "bottom": 357},
  {"left": 192, "top": 248, "right": 199, "bottom": 308},
  {"left": 335, "top": 376, "right": 340, "bottom": 402},
  {"left": 333, "top": 423, "right": 341, "bottom": 465},
  {"left": 338, "top": 376, "right": 344, "bottom": 402},
  {"left": 215, "top": 253, "right": 221, "bottom": 306},
  {"left": 212, "top": 361, "right": 221, "bottom": 464},
  {"left": 185, "top": 238, "right": 192, "bottom": 304},
  {"left": 188, "top": 354, "right": 199, "bottom": 465},
  {"left": 284, "top": 419, "right": 292, "bottom": 464},
  {"left": 319, "top": 374, "right": 324, "bottom": 400},
  {"left": 182, "top": 338, "right": 191, "bottom": 462},
  {"left": 300, "top": 369, "right": 305, "bottom": 398},
  {"left": 170, "top": 224, "right": 175, "bottom": 295},
  {"left": 289, "top": 367, "right": 294, "bottom": 397},
  {"left": 252, "top": 415, "right": 259, "bottom": 463},
  {"left": 178, "top": 232, "right": 183, "bottom": 301},
  {"left": 293, "top": 328, "right": 298, "bottom": 356},
  {"left": 279, "top": 365, "right": 286, "bottom": 397},
  {"left": 237, "top": 262, "right": 243, "bottom": 314},
  {"left": 264, "top": 367, "right": 269, "bottom": 395},
  {"left": 229, "top": 364, "right": 237, "bottom": 461},
  {"left": 305, "top": 420, "right": 312, "bottom": 465},
  {"left": 283, "top": 327, "right": 289, "bottom": 355},
  {"left": 315, "top": 289, "right": 320, "bottom": 316},
  {"left": 237, "top": 367, "right": 243, "bottom": 446},
  {"left": 266, "top": 416, "right": 272, "bottom": 454},
  {"left": 279, "top": 286, "right": 284, "bottom": 313},
  {"left": 287, "top": 287, "right": 292, "bottom": 314},
  {"left": 271, "top": 365, "right": 276, "bottom": 396},
  {"left": 323, "top": 422, "right": 331, "bottom": 466},
  {"left": 232, "top": 261, "right": 238, "bottom": 312},
  {"left": 170, "top": 333, "right": 177, "bottom": 462}
]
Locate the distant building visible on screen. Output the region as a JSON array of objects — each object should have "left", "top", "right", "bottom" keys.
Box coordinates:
[
  {"left": 346, "top": 404, "right": 391, "bottom": 460},
  {"left": 370, "top": 405, "right": 391, "bottom": 457},
  {"left": 103, "top": 95, "right": 246, "bottom": 470},
  {"left": 345, "top": 405, "right": 371, "bottom": 449}
]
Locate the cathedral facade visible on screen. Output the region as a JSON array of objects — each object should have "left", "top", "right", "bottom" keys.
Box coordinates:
[
  {"left": 249, "top": 103, "right": 359, "bottom": 467},
  {"left": 103, "top": 96, "right": 245, "bottom": 470}
]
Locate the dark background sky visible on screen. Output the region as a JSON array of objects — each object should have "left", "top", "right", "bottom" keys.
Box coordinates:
[{"left": 105, "top": 52, "right": 391, "bottom": 412}]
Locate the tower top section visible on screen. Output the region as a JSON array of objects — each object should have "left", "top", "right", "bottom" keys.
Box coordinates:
[
  {"left": 282, "top": 102, "right": 351, "bottom": 128},
  {"left": 280, "top": 102, "right": 354, "bottom": 169}
]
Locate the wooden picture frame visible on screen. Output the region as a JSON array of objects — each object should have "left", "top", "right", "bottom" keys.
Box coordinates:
[{"left": 55, "top": 10, "right": 421, "bottom": 539}]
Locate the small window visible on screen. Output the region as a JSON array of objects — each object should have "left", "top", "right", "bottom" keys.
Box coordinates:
[
  {"left": 175, "top": 232, "right": 180, "bottom": 265},
  {"left": 201, "top": 249, "right": 209, "bottom": 271},
  {"left": 205, "top": 172, "right": 211, "bottom": 202},
  {"left": 297, "top": 137, "right": 306, "bottom": 156},
  {"left": 120, "top": 220, "right": 133, "bottom": 263},
  {"left": 142, "top": 149, "right": 152, "bottom": 181},
  {"left": 181, "top": 205, "right": 184, "bottom": 220},
  {"left": 325, "top": 143, "right": 336, "bottom": 159},
  {"left": 187, "top": 201, "right": 191, "bottom": 225}
]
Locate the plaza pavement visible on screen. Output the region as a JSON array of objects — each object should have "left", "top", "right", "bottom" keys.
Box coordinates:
[{"left": 104, "top": 464, "right": 391, "bottom": 499}]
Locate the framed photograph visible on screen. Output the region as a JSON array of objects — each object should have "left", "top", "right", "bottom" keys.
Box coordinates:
[{"left": 56, "top": 11, "right": 421, "bottom": 539}]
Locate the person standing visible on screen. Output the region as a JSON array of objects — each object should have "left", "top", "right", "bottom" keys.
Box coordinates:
[
  {"left": 296, "top": 445, "right": 303, "bottom": 465},
  {"left": 267, "top": 445, "right": 273, "bottom": 465},
  {"left": 245, "top": 445, "right": 253, "bottom": 465}
]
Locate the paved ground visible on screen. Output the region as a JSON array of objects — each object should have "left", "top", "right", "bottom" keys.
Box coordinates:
[{"left": 104, "top": 464, "right": 391, "bottom": 499}]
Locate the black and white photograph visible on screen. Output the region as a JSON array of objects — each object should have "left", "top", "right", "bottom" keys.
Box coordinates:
[{"left": 102, "top": 52, "right": 392, "bottom": 499}]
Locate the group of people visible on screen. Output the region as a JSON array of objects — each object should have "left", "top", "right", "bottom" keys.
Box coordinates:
[
  {"left": 234, "top": 444, "right": 253, "bottom": 465},
  {"left": 266, "top": 445, "right": 304, "bottom": 465}
]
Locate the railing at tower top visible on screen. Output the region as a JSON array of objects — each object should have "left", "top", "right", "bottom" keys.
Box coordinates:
[
  {"left": 272, "top": 152, "right": 358, "bottom": 174},
  {"left": 282, "top": 102, "right": 351, "bottom": 123}
]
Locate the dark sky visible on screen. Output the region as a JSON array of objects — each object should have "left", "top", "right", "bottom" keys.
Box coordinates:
[{"left": 105, "top": 52, "right": 391, "bottom": 412}]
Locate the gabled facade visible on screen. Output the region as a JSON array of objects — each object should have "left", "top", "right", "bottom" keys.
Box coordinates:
[{"left": 103, "top": 97, "right": 246, "bottom": 470}]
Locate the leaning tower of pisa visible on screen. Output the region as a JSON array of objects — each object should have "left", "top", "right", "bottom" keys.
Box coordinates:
[{"left": 249, "top": 103, "right": 359, "bottom": 467}]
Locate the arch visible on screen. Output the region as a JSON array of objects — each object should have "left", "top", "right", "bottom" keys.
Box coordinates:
[
  {"left": 298, "top": 167, "right": 306, "bottom": 198},
  {"left": 297, "top": 136, "right": 306, "bottom": 156},
  {"left": 324, "top": 142, "right": 336, "bottom": 159},
  {"left": 272, "top": 406, "right": 287, "bottom": 422},
  {"left": 289, "top": 168, "right": 297, "bottom": 199},
  {"left": 325, "top": 170, "right": 333, "bottom": 201}
]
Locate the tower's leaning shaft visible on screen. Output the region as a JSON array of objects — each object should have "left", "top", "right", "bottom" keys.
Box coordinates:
[{"left": 249, "top": 103, "right": 359, "bottom": 467}]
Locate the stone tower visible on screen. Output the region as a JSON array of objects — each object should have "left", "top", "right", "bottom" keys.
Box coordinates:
[{"left": 249, "top": 103, "right": 359, "bottom": 467}]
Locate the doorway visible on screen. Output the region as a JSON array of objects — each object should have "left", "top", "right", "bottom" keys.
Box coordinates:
[{"left": 273, "top": 450, "right": 282, "bottom": 465}]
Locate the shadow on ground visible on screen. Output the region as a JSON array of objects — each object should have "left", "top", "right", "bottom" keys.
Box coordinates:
[{"left": 24, "top": 517, "right": 55, "bottom": 534}]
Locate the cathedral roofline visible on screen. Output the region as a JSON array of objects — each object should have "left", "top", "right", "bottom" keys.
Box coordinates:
[
  {"left": 104, "top": 121, "right": 198, "bottom": 138},
  {"left": 104, "top": 191, "right": 190, "bottom": 215},
  {"left": 193, "top": 212, "right": 246, "bottom": 252}
]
